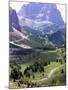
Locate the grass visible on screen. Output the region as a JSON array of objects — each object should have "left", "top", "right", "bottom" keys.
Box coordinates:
[
  {"left": 52, "top": 63, "right": 66, "bottom": 76},
  {"left": 20, "top": 62, "right": 62, "bottom": 81},
  {"left": 20, "top": 64, "right": 29, "bottom": 72},
  {"left": 9, "top": 48, "right": 66, "bottom": 88},
  {"left": 9, "top": 62, "right": 66, "bottom": 88},
  {"left": 48, "top": 63, "right": 66, "bottom": 86},
  {"left": 31, "top": 62, "right": 61, "bottom": 80},
  {"left": 35, "top": 63, "right": 66, "bottom": 86},
  {"left": 10, "top": 49, "right": 63, "bottom": 64},
  {"left": 44, "top": 62, "right": 61, "bottom": 77}
]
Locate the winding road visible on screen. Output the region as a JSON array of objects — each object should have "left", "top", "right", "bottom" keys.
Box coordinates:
[{"left": 32, "top": 64, "right": 64, "bottom": 82}]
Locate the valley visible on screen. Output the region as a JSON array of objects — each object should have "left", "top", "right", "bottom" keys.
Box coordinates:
[
  {"left": 9, "top": 47, "right": 66, "bottom": 88},
  {"left": 9, "top": 2, "right": 66, "bottom": 88}
]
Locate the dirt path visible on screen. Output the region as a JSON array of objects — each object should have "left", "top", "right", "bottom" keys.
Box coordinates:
[{"left": 32, "top": 64, "right": 64, "bottom": 82}]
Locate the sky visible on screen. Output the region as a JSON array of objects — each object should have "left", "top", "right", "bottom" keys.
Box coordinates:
[{"left": 10, "top": 2, "right": 66, "bottom": 22}]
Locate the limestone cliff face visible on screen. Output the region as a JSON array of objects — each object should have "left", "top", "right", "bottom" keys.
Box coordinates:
[
  {"left": 9, "top": 7, "right": 21, "bottom": 32},
  {"left": 18, "top": 3, "right": 64, "bottom": 26}
]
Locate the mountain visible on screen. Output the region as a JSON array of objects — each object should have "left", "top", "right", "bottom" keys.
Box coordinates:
[
  {"left": 9, "top": 7, "right": 53, "bottom": 49},
  {"left": 9, "top": 7, "right": 21, "bottom": 32},
  {"left": 9, "top": 7, "right": 33, "bottom": 49},
  {"left": 9, "top": 3, "right": 66, "bottom": 49},
  {"left": 18, "top": 3, "right": 64, "bottom": 26},
  {"left": 18, "top": 3, "right": 66, "bottom": 48},
  {"left": 18, "top": 3, "right": 65, "bottom": 35},
  {"left": 48, "top": 28, "right": 66, "bottom": 47}
]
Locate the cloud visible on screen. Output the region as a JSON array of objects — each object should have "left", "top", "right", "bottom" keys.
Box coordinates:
[
  {"left": 10, "top": 2, "right": 29, "bottom": 12},
  {"left": 57, "top": 4, "right": 66, "bottom": 22}
]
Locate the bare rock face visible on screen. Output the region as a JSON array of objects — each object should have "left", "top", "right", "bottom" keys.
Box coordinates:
[
  {"left": 9, "top": 3, "right": 66, "bottom": 48},
  {"left": 9, "top": 7, "right": 21, "bottom": 32},
  {"left": 18, "top": 3, "right": 64, "bottom": 26}
]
